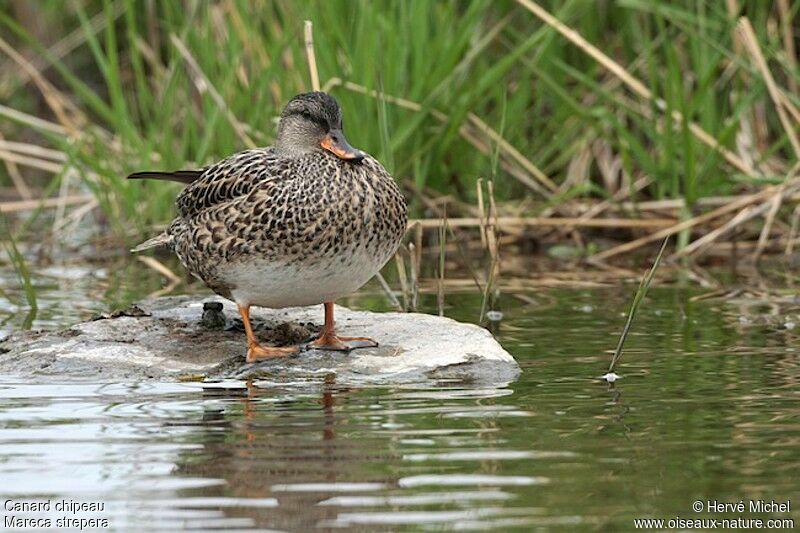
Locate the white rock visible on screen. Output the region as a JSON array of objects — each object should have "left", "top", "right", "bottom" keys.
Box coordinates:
[{"left": 0, "top": 296, "right": 520, "bottom": 385}]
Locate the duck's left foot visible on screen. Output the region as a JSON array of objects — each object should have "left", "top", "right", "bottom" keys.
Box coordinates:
[
  {"left": 309, "top": 301, "right": 379, "bottom": 351},
  {"left": 308, "top": 332, "right": 378, "bottom": 352}
]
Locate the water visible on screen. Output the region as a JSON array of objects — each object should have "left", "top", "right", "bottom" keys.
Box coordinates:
[{"left": 0, "top": 261, "right": 799, "bottom": 530}]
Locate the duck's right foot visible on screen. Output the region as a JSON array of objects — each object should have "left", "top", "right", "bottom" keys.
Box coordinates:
[{"left": 246, "top": 343, "right": 298, "bottom": 363}]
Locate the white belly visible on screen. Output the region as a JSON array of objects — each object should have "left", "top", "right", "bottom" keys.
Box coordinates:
[{"left": 224, "top": 251, "right": 384, "bottom": 308}]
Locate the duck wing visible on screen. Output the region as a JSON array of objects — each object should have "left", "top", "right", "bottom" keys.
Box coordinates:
[{"left": 173, "top": 148, "right": 283, "bottom": 219}]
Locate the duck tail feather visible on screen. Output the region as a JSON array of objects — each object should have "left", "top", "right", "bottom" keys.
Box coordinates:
[{"left": 127, "top": 170, "right": 202, "bottom": 184}]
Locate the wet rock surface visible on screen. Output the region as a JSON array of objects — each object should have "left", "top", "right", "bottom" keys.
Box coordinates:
[{"left": 0, "top": 296, "right": 520, "bottom": 385}]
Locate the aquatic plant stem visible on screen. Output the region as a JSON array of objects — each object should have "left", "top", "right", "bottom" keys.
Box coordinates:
[
  {"left": 438, "top": 204, "right": 447, "bottom": 317},
  {"left": 608, "top": 238, "right": 668, "bottom": 373}
]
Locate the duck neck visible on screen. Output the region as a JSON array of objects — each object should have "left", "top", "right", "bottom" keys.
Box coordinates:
[{"left": 274, "top": 119, "right": 322, "bottom": 158}]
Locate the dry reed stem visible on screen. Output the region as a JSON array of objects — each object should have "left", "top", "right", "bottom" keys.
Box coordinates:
[
  {"left": 227, "top": 2, "right": 270, "bottom": 70},
  {"left": 0, "top": 194, "right": 94, "bottom": 213},
  {"left": 566, "top": 191, "right": 800, "bottom": 214},
  {"left": 0, "top": 36, "right": 82, "bottom": 138},
  {"left": 516, "top": 0, "right": 756, "bottom": 176},
  {"left": 134, "top": 38, "right": 168, "bottom": 83},
  {"left": 752, "top": 192, "right": 783, "bottom": 262},
  {"left": 675, "top": 205, "right": 758, "bottom": 259},
  {"left": 611, "top": 195, "right": 771, "bottom": 212},
  {"left": 777, "top": 0, "right": 798, "bottom": 96},
  {"left": 706, "top": 236, "right": 800, "bottom": 253},
  {"left": 170, "top": 35, "right": 256, "bottom": 149},
  {"left": 479, "top": 179, "right": 501, "bottom": 323},
  {"left": 137, "top": 256, "right": 181, "bottom": 283},
  {"left": 404, "top": 182, "right": 486, "bottom": 287},
  {"left": 0, "top": 4, "right": 121, "bottom": 94},
  {"left": 426, "top": 234, "right": 532, "bottom": 254},
  {"left": 0, "top": 104, "right": 67, "bottom": 135},
  {"left": 53, "top": 167, "right": 72, "bottom": 235},
  {"left": 438, "top": 205, "right": 447, "bottom": 317},
  {"left": 0, "top": 150, "right": 70, "bottom": 175},
  {"left": 414, "top": 222, "right": 423, "bottom": 270},
  {"left": 0, "top": 132, "right": 31, "bottom": 199},
  {"left": 674, "top": 167, "right": 800, "bottom": 258},
  {"left": 0, "top": 149, "right": 102, "bottom": 192},
  {"left": 323, "top": 78, "right": 447, "bottom": 120},
  {"left": 408, "top": 216, "right": 675, "bottom": 230},
  {"left": 476, "top": 178, "right": 487, "bottom": 248},
  {"left": 726, "top": 0, "right": 742, "bottom": 50},
  {"left": 374, "top": 272, "right": 402, "bottom": 311},
  {"left": 414, "top": 278, "right": 612, "bottom": 291},
  {"left": 466, "top": 113, "right": 558, "bottom": 192},
  {"left": 304, "top": 21, "right": 321, "bottom": 92},
  {"left": 590, "top": 184, "right": 789, "bottom": 261},
  {"left": 146, "top": 279, "right": 180, "bottom": 299},
  {"left": 0, "top": 140, "right": 67, "bottom": 162},
  {"left": 51, "top": 198, "right": 100, "bottom": 239},
  {"left": 487, "top": 180, "right": 500, "bottom": 267},
  {"left": 778, "top": 92, "right": 800, "bottom": 127},
  {"left": 738, "top": 17, "right": 800, "bottom": 159},
  {"left": 394, "top": 249, "right": 410, "bottom": 310},
  {"left": 407, "top": 242, "right": 419, "bottom": 311},
  {"left": 512, "top": 293, "right": 538, "bottom": 305},
  {"left": 576, "top": 176, "right": 651, "bottom": 222},
  {"left": 785, "top": 205, "right": 800, "bottom": 255},
  {"left": 457, "top": 126, "right": 551, "bottom": 196}
]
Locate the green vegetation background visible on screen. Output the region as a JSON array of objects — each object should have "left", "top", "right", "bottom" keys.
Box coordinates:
[{"left": 1, "top": 0, "right": 798, "bottom": 242}]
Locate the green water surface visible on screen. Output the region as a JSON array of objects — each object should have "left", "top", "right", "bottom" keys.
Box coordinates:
[{"left": 0, "top": 260, "right": 797, "bottom": 531}]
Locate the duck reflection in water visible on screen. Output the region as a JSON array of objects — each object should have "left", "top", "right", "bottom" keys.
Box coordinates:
[{"left": 173, "top": 377, "right": 386, "bottom": 531}]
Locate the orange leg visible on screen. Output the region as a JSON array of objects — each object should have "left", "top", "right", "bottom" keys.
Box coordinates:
[
  {"left": 238, "top": 304, "right": 298, "bottom": 363},
  {"left": 309, "top": 302, "right": 378, "bottom": 351}
]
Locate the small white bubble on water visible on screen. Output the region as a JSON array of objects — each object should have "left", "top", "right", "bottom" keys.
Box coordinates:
[{"left": 486, "top": 310, "right": 503, "bottom": 321}]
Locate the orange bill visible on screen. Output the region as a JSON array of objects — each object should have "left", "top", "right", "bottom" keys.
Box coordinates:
[{"left": 320, "top": 130, "right": 365, "bottom": 161}]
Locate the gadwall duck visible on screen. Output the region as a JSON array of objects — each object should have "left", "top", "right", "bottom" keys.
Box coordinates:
[{"left": 129, "top": 92, "right": 408, "bottom": 362}]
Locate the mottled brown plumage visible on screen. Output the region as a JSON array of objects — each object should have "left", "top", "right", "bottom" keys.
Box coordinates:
[{"left": 130, "top": 92, "right": 407, "bottom": 361}]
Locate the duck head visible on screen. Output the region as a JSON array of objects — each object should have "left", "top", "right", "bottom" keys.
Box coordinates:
[{"left": 275, "top": 92, "right": 365, "bottom": 162}]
